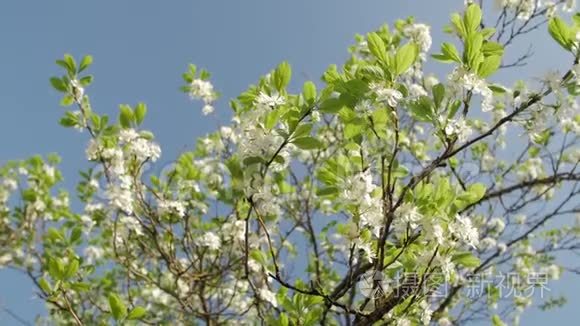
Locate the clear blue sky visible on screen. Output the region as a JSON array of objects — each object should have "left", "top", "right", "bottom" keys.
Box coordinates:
[{"left": 0, "top": 0, "right": 577, "bottom": 324}]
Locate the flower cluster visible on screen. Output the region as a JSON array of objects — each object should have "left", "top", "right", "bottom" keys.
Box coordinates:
[{"left": 189, "top": 78, "right": 217, "bottom": 115}]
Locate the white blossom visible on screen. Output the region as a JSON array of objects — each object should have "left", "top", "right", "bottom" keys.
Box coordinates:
[
  {"left": 106, "top": 185, "right": 134, "bottom": 215},
  {"left": 488, "top": 217, "right": 506, "bottom": 234},
  {"left": 448, "top": 67, "right": 494, "bottom": 112},
  {"left": 259, "top": 288, "right": 278, "bottom": 308},
  {"left": 199, "top": 232, "right": 221, "bottom": 250},
  {"left": 202, "top": 104, "right": 215, "bottom": 115},
  {"left": 120, "top": 215, "right": 143, "bottom": 236},
  {"left": 393, "top": 203, "right": 423, "bottom": 234},
  {"left": 2, "top": 178, "right": 17, "bottom": 191},
  {"left": 497, "top": 242, "right": 508, "bottom": 253},
  {"left": 404, "top": 23, "right": 432, "bottom": 53},
  {"left": 158, "top": 200, "right": 186, "bottom": 218},
  {"left": 397, "top": 318, "right": 411, "bottom": 326},
  {"left": 449, "top": 214, "right": 479, "bottom": 248},
  {"left": 84, "top": 246, "right": 104, "bottom": 264},
  {"left": 375, "top": 87, "right": 403, "bottom": 107},
  {"left": 189, "top": 79, "right": 215, "bottom": 102},
  {"left": 444, "top": 118, "right": 472, "bottom": 142},
  {"left": 255, "top": 91, "right": 286, "bottom": 107}
]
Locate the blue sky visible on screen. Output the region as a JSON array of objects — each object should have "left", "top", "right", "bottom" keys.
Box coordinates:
[{"left": 0, "top": 0, "right": 577, "bottom": 324}]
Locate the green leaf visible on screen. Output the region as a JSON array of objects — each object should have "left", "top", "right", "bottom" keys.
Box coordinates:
[
  {"left": 344, "top": 123, "right": 364, "bottom": 139},
  {"left": 367, "top": 32, "right": 387, "bottom": 63},
  {"left": 316, "top": 187, "right": 339, "bottom": 196},
  {"left": 127, "top": 306, "right": 147, "bottom": 320},
  {"left": 38, "top": 278, "right": 52, "bottom": 294},
  {"left": 464, "top": 3, "right": 482, "bottom": 33},
  {"left": 70, "top": 227, "right": 82, "bottom": 244},
  {"left": 292, "top": 137, "right": 323, "bottom": 150},
  {"left": 447, "top": 99, "right": 461, "bottom": 119},
  {"left": 450, "top": 12, "right": 467, "bottom": 38},
  {"left": 452, "top": 252, "right": 481, "bottom": 267},
  {"left": 431, "top": 53, "right": 454, "bottom": 63},
  {"left": 250, "top": 249, "right": 267, "bottom": 266},
  {"left": 265, "top": 109, "right": 282, "bottom": 130},
  {"left": 457, "top": 183, "right": 487, "bottom": 206},
  {"left": 70, "top": 282, "right": 91, "bottom": 292},
  {"left": 467, "top": 183, "right": 486, "bottom": 202},
  {"left": 273, "top": 61, "right": 292, "bottom": 91},
  {"left": 60, "top": 95, "right": 74, "bottom": 107},
  {"left": 279, "top": 313, "right": 289, "bottom": 326},
  {"left": 243, "top": 156, "right": 264, "bottom": 166},
  {"left": 79, "top": 75, "right": 93, "bottom": 87},
  {"left": 50, "top": 77, "right": 67, "bottom": 92},
  {"left": 48, "top": 258, "right": 65, "bottom": 280},
  {"left": 47, "top": 227, "right": 65, "bottom": 242},
  {"left": 409, "top": 96, "right": 434, "bottom": 122},
  {"left": 481, "top": 27, "right": 496, "bottom": 39},
  {"left": 119, "top": 105, "right": 134, "bottom": 129},
  {"left": 292, "top": 123, "right": 313, "bottom": 138},
  {"left": 319, "top": 98, "right": 344, "bottom": 114},
  {"left": 548, "top": 17, "right": 573, "bottom": 50},
  {"left": 465, "top": 33, "right": 483, "bottom": 69},
  {"left": 108, "top": 293, "right": 127, "bottom": 321},
  {"left": 79, "top": 55, "right": 93, "bottom": 72},
  {"left": 302, "top": 81, "right": 317, "bottom": 104},
  {"left": 63, "top": 54, "right": 77, "bottom": 73},
  {"left": 64, "top": 259, "right": 79, "bottom": 279},
  {"left": 441, "top": 42, "right": 462, "bottom": 63},
  {"left": 478, "top": 55, "right": 502, "bottom": 78},
  {"left": 395, "top": 43, "right": 418, "bottom": 75},
  {"left": 492, "top": 315, "right": 507, "bottom": 326},
  {"left": 134, "top": 102, "right": 147, "bottom": 125},
  {"left": 481, "top": 41, "right": 504, "bottom": 57},
  {"left": 488, "top": 84, "right": 507, "bottom": 93},
  {"left": 432, "top": 83, "right": 445, "bottom": 108}
]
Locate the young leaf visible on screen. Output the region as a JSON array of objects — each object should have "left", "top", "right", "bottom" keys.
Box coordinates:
[
  {"left": 394, "top": 42, "right": 418, "bottom": 75},
  {"left": 273, "top": 61, "right": 292, "bottom": 91},
  {"left": 450, "top": 12, "right": 467, "bottom": 38},
  {"left": 79, "top": 55, "right": 93, "bottom": 72},
  {"left": 38, "top": 278, "right": 52, "bottom": 294},
  {"left": 367, "top": 32, "right": 387, "bottom": 63},
  {"left": 63, "top": 54, "right": 77, "bottom": 73},
  {"left": 64, "top": 259, "right": 79, "bottom": 279},
  {"left": 319, "top": 98, "right": 344, "bottom": 114},
  {"left": 481, "top": 27, "right": 496, "bottom": 39},
  {"left": 409, "top": 96, "right": 434, "bottom": 122},
  {"left": 441, "top": 42, "right": 462, "bottom": 63},
  {"left": 292, "top": 137, "right": 323, "bottom": 149},
  {"left": 302, "top": 81, "right": 317, "bottom": 104},
  {"left": 481, "top": 41, "right": 504, "bottom": 57},
  {"left": 134, "top": 102, "right": 147, "bottom": 125},
  {"left": 548, "top": 17, "right": 573, "bottom": 50},
  {"left": 60, "top": 95, "right": 74, "bottom": 107},
  {"left": 50, "top": 77, "right": 68, "bottom": 92},
  {"left": 478, "top": 55, "right": 502, "bottom": 78},
  {"left": 79, "top": 75, "right": 93, "bottom": 86},
  {"left": 119, "top": 105, "right": 134, "bottom": 129},
  {"left": 108, "top": 293, "right": 127, "bottom": 321},
  {"left": 452, "top": 252, "right": 481, "bottom": 267},
  {"left": 432, "top": 83, "right": 445, "bottom": 108},
  {"left": 127, "top": 306, "right": 147, "bottom": 320},
  {"left": 465, "top": 33, "right": 483, "bottom": 69},
  {"left": 431, "top": 53, "right": 454, "bottom": 63},
  {"left": 464, "top": 3, "right": 482, "bottom": 33}
]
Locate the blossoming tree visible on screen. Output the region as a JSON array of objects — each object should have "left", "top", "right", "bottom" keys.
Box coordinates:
[{"left": 1, "top": 1, "right": 580, "bottom": 325}]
